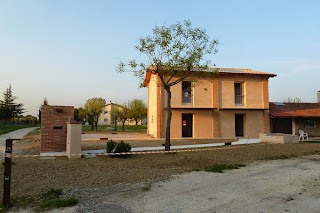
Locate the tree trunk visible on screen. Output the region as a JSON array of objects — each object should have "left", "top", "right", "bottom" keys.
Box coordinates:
[
  {"left": 165, "top": 88, "right": 172, "bottom": 151},
  {"left": 122, "top": 120, "right": 125, "bottom": 131},
  {"left": 94, "top": 121, "right": 98, "bottom": 131}
]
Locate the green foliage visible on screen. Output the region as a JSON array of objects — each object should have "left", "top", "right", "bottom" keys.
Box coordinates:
[
  {"left": 106, "top": 140, "right": 131, "bottom": 155},
  {"left": 117, "top": 20, "right": 219, "bottom": 150},
  {"left": 114, "top": 141, "right": 132, "bottom": 153},
  {"left": 284, "top": 97, "right": 302, "bottom": 103},
  {"left": 106, "top": 140, "right": 117, "bottom": 153},
  {"left": 0, "top": 84, "right": 24, "bottom": 123},
  {"left": 199, "top": 164, "right": 246, "bottom": 173},
  {"left": 82, "top": 124, "right": 147, "bottom": 132},
  {"left": 41, "top": 188, "right": 63, "bottom": 200},
  {"left": 84, "top": 97, "right": 106, "bottom": 131},
  {"left": 128, "top": 99, "right": 147, "bottom": 125},
  {"left": 267, "top": 155, "right": 298, "bottom": 160},
  {"left": 0, "top": 125, "right": 39, "bottom": 135},
  {"left": 113, "top": 102, "right": 130, "bottom": 131},
  {"left": 38, "top": 188, "right": 78, "bottom": 211},
  {"left": 0, "top": 204, "right": 7, "bottom": 213},
  {"left": 39, "top": 197, "right": 78, "bottom": 210}
]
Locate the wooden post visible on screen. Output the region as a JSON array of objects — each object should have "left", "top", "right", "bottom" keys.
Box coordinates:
[{"left": 3, "top": 138, "right": 19, "bottom": 206}]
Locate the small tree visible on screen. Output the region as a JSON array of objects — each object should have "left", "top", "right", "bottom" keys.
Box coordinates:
[
  {"left": 84, "top": 98, "right": 106, "bottom": 131},
  {"left": 0, "top": 84, "right": 24, "bottom": 123},
  {"left": 128, "top": 99, "right": 147, "bottom": 125},
  {"left": 114, "top": 103, "right": 129, "bottom": 131},
  {"left": 38, "top": 97, "right": 49, "bottom": 123},
  {"left": 118, "top": 20, "right": 218, "bottom": 150},
  {"left": 284, "top": 97, "right": 302, "bottom": 103}
]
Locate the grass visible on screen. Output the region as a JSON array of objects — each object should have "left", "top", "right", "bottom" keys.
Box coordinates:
[
  {"left": 39, "top": 197, "right": 78, "bottom": 210},
  {"left": 0, "top": 124, "right": 39, "bottom": 135},
  {"left": 82, "top": 125, "right": 147, "bottom": 132},
  {"left": 267, "top": 155, "right": 292, "bottom": 160},
  {"left": 196, "top": 164, "right": 246, "bottom": 173},
  {"left": 9, "top": 189, "right": 78, "bottom": 212}
]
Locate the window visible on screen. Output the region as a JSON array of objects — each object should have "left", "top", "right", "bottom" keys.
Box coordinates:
[
  {"left": 234, "top": 82, "right": 244, "bottom": 105},
  {"left": 182, "top": 81, "right": 192, "bottom": 104},
  {"left": 305, "top": 120, "right": 316, "bottom": 128},
  {"left": 104, "top": 119, "right": 108, "bottom": 122}
]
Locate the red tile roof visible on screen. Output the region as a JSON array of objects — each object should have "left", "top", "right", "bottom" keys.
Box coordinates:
[{"left": 270, "top": 102, "right": 320, "bottom": 118}]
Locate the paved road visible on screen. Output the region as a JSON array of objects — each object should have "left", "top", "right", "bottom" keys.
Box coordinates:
[{"left": 0, "top": 127, "right": 38, "bottom": 147}]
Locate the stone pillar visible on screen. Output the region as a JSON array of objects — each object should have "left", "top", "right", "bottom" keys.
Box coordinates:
[{"left": 66, "top": 122, "right": 82, "bottom": 159}]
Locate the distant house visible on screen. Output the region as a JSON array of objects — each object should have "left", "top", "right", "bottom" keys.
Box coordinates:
[
  {"left": 270, "top": 102, "right": 320, "bottom": 137},
  {"left": 145, "top": 67, "right": 276, "bottom": 139},
  {"left": 98, "top": 103, "right": 142, "bottom": 126}
]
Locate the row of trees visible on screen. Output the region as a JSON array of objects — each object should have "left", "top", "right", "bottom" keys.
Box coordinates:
[
  {"left": 75, "top": 98, "right": 147, "bottom": 131},
  {"left": 0, "top": 85, "right": 24, "bottom": 124}
]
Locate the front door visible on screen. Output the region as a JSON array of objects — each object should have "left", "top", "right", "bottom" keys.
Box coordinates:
[
  {"left": 235, "top": 114, "right": 244, "bottom": 137},
  {"left": 182, "top": 114, "right": 193, "bottom": 137}
]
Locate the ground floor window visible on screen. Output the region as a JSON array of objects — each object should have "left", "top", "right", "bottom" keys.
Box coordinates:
[{"left": 305, "top": 119, "right": 316, "bottom": 128}]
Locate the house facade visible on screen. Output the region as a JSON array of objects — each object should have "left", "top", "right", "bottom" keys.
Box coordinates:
[
  {"left": 145, "top": 67, "right": 276, "bottom": 139},
  {"left": 98, "top": 103, "right": 142, "bottom": 126},
  {"left": 270, "top": 102, "right": 320, "bottom": 137}
]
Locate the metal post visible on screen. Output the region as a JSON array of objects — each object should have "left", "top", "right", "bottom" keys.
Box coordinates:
[{"left": 3, "top": 138, "right": 19, "bottom": 206}]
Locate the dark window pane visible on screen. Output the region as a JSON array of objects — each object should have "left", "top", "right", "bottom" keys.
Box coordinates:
[{"left": 182, "top": 81, "right": 192, "bottom": 104}]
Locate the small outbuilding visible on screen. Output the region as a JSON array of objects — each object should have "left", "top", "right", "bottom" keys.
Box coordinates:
[{"left": 269, "top": 102, "right": 320, "bottom": 137}]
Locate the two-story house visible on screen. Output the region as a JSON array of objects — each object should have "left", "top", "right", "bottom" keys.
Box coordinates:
[
  {"left": 145, "top": 67, "right": 276, "bottom": 139},
  {"left": 98, "top": 103, "right": 143, "bottom": 126}
]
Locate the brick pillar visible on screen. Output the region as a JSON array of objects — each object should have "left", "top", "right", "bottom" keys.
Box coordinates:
[{"left": 41, "top": 106, "right": 74, "bottom": 153}]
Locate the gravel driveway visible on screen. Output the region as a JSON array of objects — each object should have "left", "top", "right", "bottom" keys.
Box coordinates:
[{"left": 64, "top": 155, "right": 320, "bottom": 213}]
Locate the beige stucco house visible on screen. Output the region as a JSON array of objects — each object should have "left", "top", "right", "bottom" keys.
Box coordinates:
[
  {"left": 145, "top": 67, "right": 276, "bottom": 139},
  {"left": 98, "top": 103, "right": 142, "bottom": 126}
]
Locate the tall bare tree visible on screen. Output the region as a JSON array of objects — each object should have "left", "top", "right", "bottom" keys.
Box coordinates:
[{"left": 117, "top": 20, "right": 218, "bottom": 150}]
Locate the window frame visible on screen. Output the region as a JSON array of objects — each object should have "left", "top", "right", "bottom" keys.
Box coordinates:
[
  {"left": 182, "top": 81, "right": 193, "bottom": 105},
  {"left": 305, "top": 119, "right": 316, "bottom": 129},
  {"left": 234, "top": 82, "right": 245, "bottom": 106}
]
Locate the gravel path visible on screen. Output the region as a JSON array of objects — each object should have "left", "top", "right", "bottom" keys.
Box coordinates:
[{"left": 63, "top": 155, "right": 320, "bottom": 213}]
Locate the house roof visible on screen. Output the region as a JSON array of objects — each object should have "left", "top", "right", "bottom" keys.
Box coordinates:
[
  {"left": 217, "top": 68, "right": 276, "bottom": 77},
  {"left": 269, "top": 102, "right": 320, "bottom": 118},
  {"left": 144, "top": 66, "right": 276, "bottom": 86}
]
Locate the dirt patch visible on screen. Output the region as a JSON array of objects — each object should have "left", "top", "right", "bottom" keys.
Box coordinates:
[
  {"left": 2, "top": 131, "right": 320, "bottom": 201},
  {"left": 0, "top": 133, "right": 320, "bottom": 200}
]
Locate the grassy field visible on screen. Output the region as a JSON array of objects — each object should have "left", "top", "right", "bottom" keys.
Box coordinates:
[
  {"left": 0, "top": 124, "right": 39, "bottom": 135},
  {"left": 82, "top": 125, "right": 147, "bottom": 132}
]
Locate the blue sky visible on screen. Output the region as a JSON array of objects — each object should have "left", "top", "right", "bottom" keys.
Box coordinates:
[{"left": 1, "top": 0, "right": 320, "bottom": 116}]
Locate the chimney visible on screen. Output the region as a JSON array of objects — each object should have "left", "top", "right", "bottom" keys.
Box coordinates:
[{"left": 318, "top": 91, "right": 320, "bottom": 103}]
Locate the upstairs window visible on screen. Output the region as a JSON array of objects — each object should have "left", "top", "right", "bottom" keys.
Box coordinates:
[
  {"left": 182, "top": 81, "right": 192, "bottom": 104},
  {"left": 234, "top": 82, "right": 244, "bottom": 105}
]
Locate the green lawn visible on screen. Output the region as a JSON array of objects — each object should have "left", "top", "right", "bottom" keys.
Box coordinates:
[
  {"left": 82, "top": 125, "right": 147, "bottom": 132},
  {"left": 0, "top": 125, "right": 39, "bottom": 135}
]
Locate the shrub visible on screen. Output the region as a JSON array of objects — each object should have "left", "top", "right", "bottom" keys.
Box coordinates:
[
  {"left": 114, "top": 141, "right": 131, "bottom": 153},
  {"left": 106, "top": 140, "right": 131, "bottom": 153},
  {"left": 106, "top": 140, "right": 117, "bottom": 153}
]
